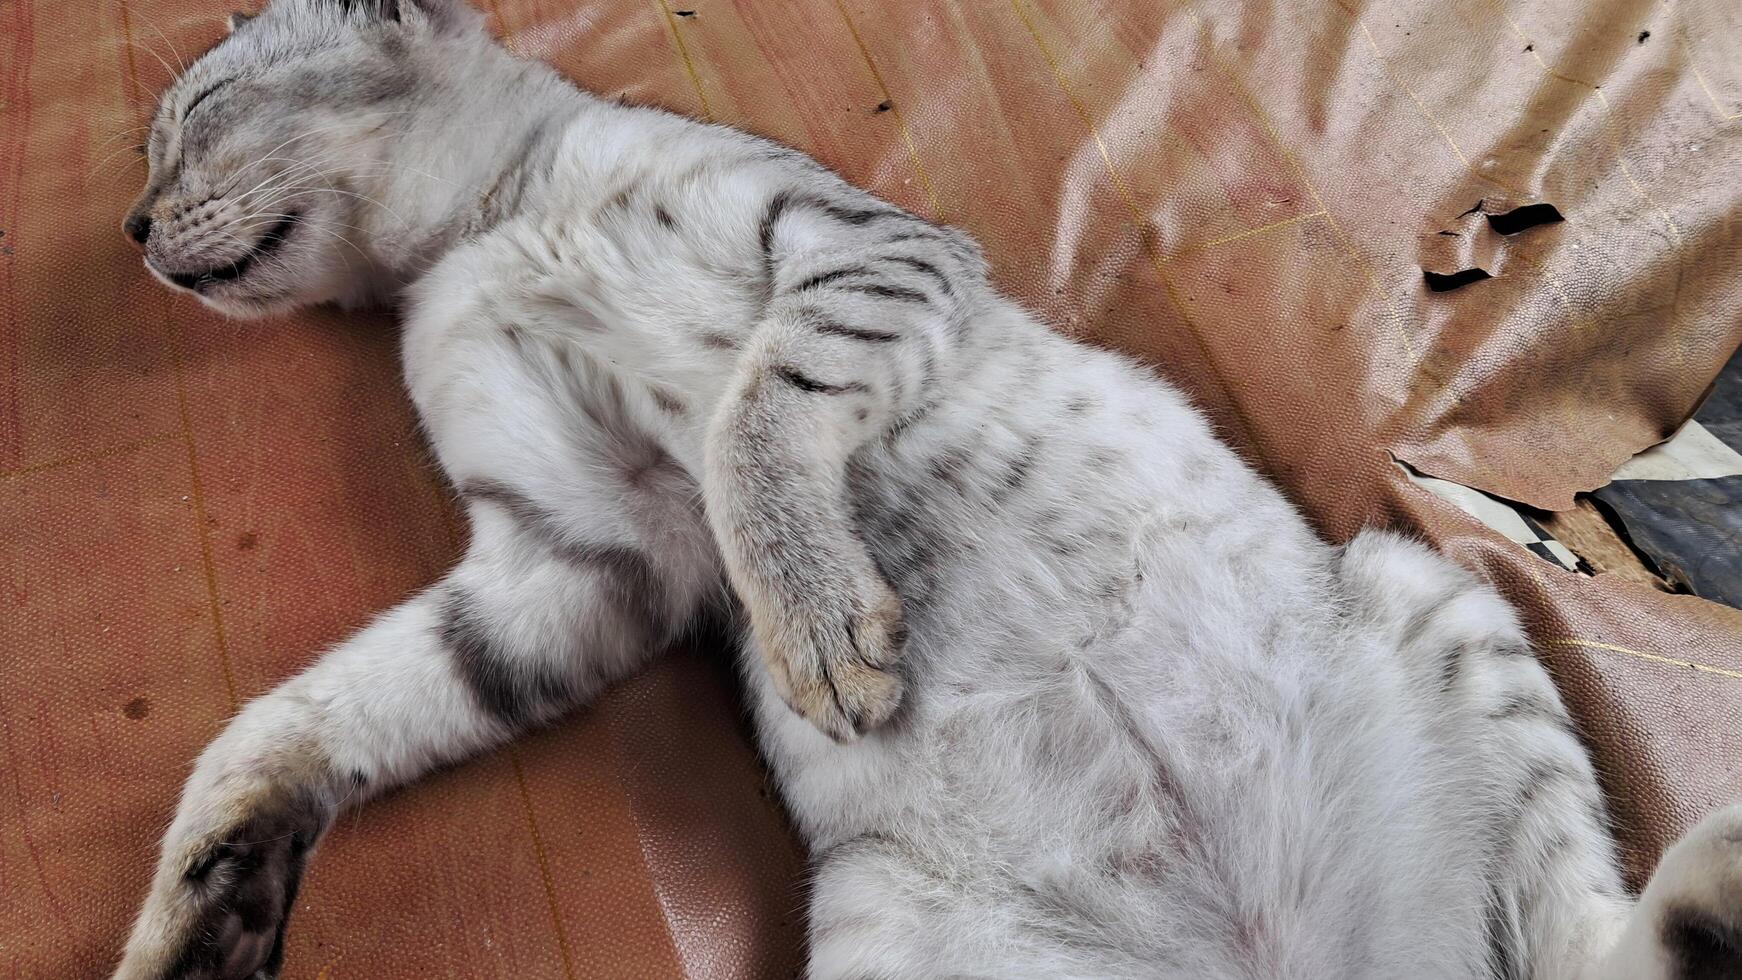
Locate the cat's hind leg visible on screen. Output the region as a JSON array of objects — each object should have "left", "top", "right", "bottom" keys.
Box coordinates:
[
  {"left": 113, "top": 370, "right": 718, "bottom": 980},
  {"left": 1339, "top": 531, "right": 1633, "bottom": 980},
  {"left": 1342, "top": 532, "right": 1742, "bottom": 979}
]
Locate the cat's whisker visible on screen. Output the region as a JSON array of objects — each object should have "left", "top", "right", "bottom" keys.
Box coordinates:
[
  {"left": 224, "top": 212, "right": 303, "bottom": 234},
  {"left": 217, "top": 118, "right": 408, "bottom": 198},
  {"left": 276, "top": 185, "right": 407, "bottom": 225},
  {"left": 88, "top": 122, "right": 154, "bottom": 163},
  {"left": 261, "top": 110, "right": 418, "bottom": 158},
  {"left": 141, "top": 18, "right": 188, "bottom": 76},
  {"left": 221, "top": 134, "right": 405, "bottom": 207},
  {"left": 92, "top": 125, "right": 152, "bottom": 154},
  {"left": 205, "top": 126, "right": 448, "bottom": 228},
  {"left": 122, "top": 38, "right": 180, "bottom": 86},
  {"left": 85, "top": 142, "right": 151, "bottom": 185},
  {"left": 227, "top": 168, "right": 325, "bottom": 211},
  {"left": 244, "top": 157, "right": 357, "bottom": 198},
  {"left": 211, "top": 230, "right": 255, "bottom": 253},
  {"left": 224, "top": 147, "right": 383, "bottom": 215},
  {"left": 300, "top": 224, "right": 372, "bottom": 264},
  {"left": 342, "top": 161, "right": 463, "bottom": 188},
  {"left": 219, "top": 207, "right": 373, "bottom": 266}
]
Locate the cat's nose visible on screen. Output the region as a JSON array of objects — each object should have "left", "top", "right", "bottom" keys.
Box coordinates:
[{"left": 123, "top": 213, "right": 152, "bottom": 246}]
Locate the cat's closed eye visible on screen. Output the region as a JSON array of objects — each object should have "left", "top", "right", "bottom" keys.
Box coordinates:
[{"left": 180, "top": 78, "right": 234, "bottom": 122}]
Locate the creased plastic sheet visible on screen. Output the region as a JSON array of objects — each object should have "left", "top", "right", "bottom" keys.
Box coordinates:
[{"left": 2, "top": 1, "right": 1739, "bottom": 977}]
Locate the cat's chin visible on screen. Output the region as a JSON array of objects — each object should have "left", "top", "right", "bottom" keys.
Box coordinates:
[
  {"left": 193, "top": 286, "right": 309, "bottom": 320},
  {"left": 144, "top": 259, "right": 309, "bottom": 319},
  {"left": 195, "top": 271, "right": 387, "bottom": 321}
]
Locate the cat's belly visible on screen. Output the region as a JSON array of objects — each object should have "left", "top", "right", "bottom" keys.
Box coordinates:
[{"left": 752, "top": 498, "right": 1486, "bottom": 977}]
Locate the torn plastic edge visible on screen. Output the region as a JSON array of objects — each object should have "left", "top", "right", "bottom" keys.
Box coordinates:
[
  {"left": 1595, "top": 375, "right": 1727, "bottom": 483},
  {"left": 1391, "top": 455, "right": 1704, "bottom": 593},
  {"left": 1395, "top": 392, "right": 1714, "bottom": 514},
  {"left": 1576, "top": 490, "right": 1683, "bottom": 591},
  {"left": 1486, "top": 202, "right": 1564, "bottom": 235},
  {"left": 1391, "top": 455, "right": 1587, "bottom": 574},
  {"left": 1423, "top": 268, "right": 1492, "bottom": 291}
]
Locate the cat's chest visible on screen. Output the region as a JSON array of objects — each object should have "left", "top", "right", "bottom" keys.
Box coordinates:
[
  {"left": 505, "top": 186, "right": 770, "bottom": 381},
  {"left": 400, "top": 190, "right": 765, "bottom": 475}
]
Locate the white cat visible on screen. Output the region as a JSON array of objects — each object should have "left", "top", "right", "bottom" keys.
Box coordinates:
[{"left": 113, "top": 2, "right": 1742, "bottom": 978}]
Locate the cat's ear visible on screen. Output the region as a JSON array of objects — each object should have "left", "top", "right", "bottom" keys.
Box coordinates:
[
  {"left": 397, "top": 0, "right": 486, "bottom": 34},
  {"left": 344, "top": 0, "right": 402, "bottom": 20},
  {"left": 315, "top": 0, "right": 482, "bottom": 33},
  {"left": 310, "top": 0, "right": 403, "bottom": 21},
  {"left": 226, "top": 10, "right": 256, "bottom": 32}
]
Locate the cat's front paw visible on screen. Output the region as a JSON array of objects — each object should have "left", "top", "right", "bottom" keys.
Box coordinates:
[
  {"left": 114, "top": 784, "right": 326, "bottom": 980},
  {"left": 750, "top": 572, "right": 907, "bottom": 742}
]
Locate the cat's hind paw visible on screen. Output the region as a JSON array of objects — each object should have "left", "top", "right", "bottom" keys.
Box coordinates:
[
  {"left": 1601, "top": 804, "right": 1742, "bottom": 980},
  {"left": 1652, "top": 805, "right": 1742, "bottom": 980}
]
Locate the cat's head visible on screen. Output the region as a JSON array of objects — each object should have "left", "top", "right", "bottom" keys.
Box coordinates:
[{"left": 123, "top": 0, "right": 484, "bottom": 317}]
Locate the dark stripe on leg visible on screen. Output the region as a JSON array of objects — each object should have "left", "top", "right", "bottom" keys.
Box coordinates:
[
  {"left": 773, "top": 365, "right": 865, "bottom": 395},
  {"left": 441, "top": 588, "right": 578, "bottom": 730},
  {"left": 564, "top": 543, "right": 667, "bottom": 642},
  {"left": 882, "top": 255, "right": 954, "bottom": 295},
  {"left": 462, "top": 480, "right": 549, "bottom": 535},
  {"left": 459, "top": 480, "right": 668, "bottom": 640},
  {"left": 1663, "top": 903, "right": 1742, "bottom": 980},
  {"left": 813, "top": 318, "right": 900, "bottom": 343},
  {"left": 648, "top": 385, "right": 687, "bottom": 416},
  {"left": 758, "top": 190, "right": 796, "bottom": 302},
  {"left": 1485, "top": 690, "right": 1566, "bottom": 723},
  {"left": 1482, "top": 878, "right": 1526, "bottom": 980},
  {"left": 801, "top": 194, "right": 903, "bottom": 227},
  {"left": 700, "top": 330, "right": 740, "bottom": 351},
  {"left": 792, "top": 266, "right": 871, "bottom": 293},
  {"left": 838, "top": 281, "right": 930, "bottom": 304},
  {"left": 1438, "top": 641, "right": 1466, "bottom": 692}
]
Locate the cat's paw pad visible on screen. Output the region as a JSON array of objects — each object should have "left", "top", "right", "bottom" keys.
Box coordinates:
[
  {"left": 1641, "top": 804, "right": 1742, "bottom": 980},
  {"left": 755, "top": 576, "right": 907, "bottom": 742},
  {"left": 114, "top": 788, "right": 326, "bottom": 980}
]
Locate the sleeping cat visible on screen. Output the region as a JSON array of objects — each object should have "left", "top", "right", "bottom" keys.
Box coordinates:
[{"left": 113, "top": 2, "right": 1741, "bottom": 978}]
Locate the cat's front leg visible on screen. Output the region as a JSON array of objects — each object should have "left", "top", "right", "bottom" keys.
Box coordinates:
[
  {"left": 708, "top": 398, "right": 907, "bottom": 746},
  {"left": 702, "top": 245, "right": 968, "bottom": 740},
  {"left": 704, "top": 336, "right": 907, "bottom": 741}
]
